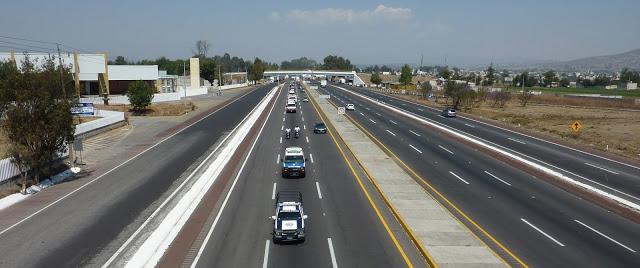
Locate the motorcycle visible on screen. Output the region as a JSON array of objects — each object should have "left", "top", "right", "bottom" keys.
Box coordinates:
[
  {"left": 294, "top": 129, "right": 300, "bottom": 139},
  {"left": 285, "top": 130, "right": 291, "bottom": 139}
]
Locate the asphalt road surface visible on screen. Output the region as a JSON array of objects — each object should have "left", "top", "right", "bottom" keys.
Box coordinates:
[
  {"left": 191, "top": 83, "right": 422, "bottom": 268},
  {"left": 319, "top": 83, "right": 640, "bottom": 267},
  {"left": 0, "top": 84, "right": 274, "bottom": 268}
]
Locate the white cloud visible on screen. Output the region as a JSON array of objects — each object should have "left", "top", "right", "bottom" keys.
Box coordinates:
[
  {"left": 269, "top": 11, "right": 281, "bottom": 21},
  {"left": 281, "top": 4, "right": 411, "bottom": 25}
]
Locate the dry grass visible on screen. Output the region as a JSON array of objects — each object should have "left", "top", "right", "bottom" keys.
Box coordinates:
[
  {"left": 0, "top": 186, "right": 21, "bottom": 198},
  {"left": 530, "top": 94, "right": 640, "bottom": 110},
  {"left": 393, "top": 92, "right": 640, "bottom": 160},
  {"left": 95, "top": 101, "right": 198, "bottom": 117}
]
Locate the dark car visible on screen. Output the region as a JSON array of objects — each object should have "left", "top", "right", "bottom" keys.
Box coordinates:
[
  {"left": 313, "top": 122, "right": 327, "bottom": 134},
  {"left": 441, "top": 107, "right": 456, "bottom": 117}
]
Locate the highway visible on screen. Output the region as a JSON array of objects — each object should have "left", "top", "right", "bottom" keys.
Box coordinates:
[
  {"left": 319, "top": 83, "right": 640, "bottom": 267},
  {"left": 0, "top": 84, "right": 275, "bottom": 267},
  {"left": 191, "top": 83, "right": 422, "bottom": 268},
  {"left": 336, "top": 84, "right": 640, "bottom": 205}
]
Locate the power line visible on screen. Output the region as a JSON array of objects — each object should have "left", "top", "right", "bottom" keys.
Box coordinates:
[
  {"left": 0, "top": 40, "right": 57, "bottom": 52},
  {"left": 0, "top": 34, "right": 99, "bottom": 56}
]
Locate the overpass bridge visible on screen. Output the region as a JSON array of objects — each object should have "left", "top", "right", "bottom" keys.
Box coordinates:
[{"left": 263, "top": 70, "right": 366, "bottom": 86}]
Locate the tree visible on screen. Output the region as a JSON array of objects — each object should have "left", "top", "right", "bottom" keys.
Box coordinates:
[
  {"left": 418, "top": 81, "right": 433, "bottom": 99},
  {"left": 322, "top": 55, "right": 353, "bottom": 70},
  {"left": 484, "top": 64, "right": 495, "bottom": 86},
  {"left": 620, "top": 68, "right": 639, "bottom": 83},
  {"left": 193, "top": 40, "right": 210, "bottom": 59},
  {"left": 248, "top": 58, "right": 266, "bottom": 82},
  {"left": 280, "top": 57, "right": 317, "bottom": 70},
  {"left": 444, "top": 81, "right": 468, "bottom": 109},
  {"left": 1, "top": 55, "right": 75, "bottom": 189},
  {"left": 370, "top": 72, "right": 382, "bottom": 85},
  {"left": 439, "top": 67, "right": 451, "bottom": 80},
  {"left": 519, "top": 88, "right": 533, "bottom": 107},
  {"left": 126, "top": 80, "right": 154, "bottom": 112},
  {"left": 543, "top": 70, "right": 557, "bottom": 87},
  {"left": 112, "top": 56, "right": 128, "bottom": 65},
  {"left": 399, "top": 65, "right": 412, "bottom": 85}
]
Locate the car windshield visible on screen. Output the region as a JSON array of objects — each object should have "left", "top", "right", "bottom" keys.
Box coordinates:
[
  {"left": 278, "top": 211, "right": 300, "bottom": 220},
  {"left": 315, "top": 123, "right": 325, "bottom": 128},
  {"left": 284, "top": 155, "right": 303, "bottom": 163}
]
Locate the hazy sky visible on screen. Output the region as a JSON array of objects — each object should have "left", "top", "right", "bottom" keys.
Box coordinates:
[{"left": 2, "top": 0, "right": 639, "bottom": 66}]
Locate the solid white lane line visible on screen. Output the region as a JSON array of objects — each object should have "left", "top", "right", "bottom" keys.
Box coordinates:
[
  {"left": 439, "top": 145, "right": 454, "bottom": 154},
  {"left": 574, "top": 220, "right": 636, "bottom": 253},
  {"left": 369, "top": 119, "right": 377, "bottom": 124},
  {"left": 359, "top": 112, "right": 365, "bottom": 116},
  {"left": 306, "top": 137, "right": 309, "bottom": 143},
  {"left": 327, "top": 238, "right": 338, "bottom": 268},
  {"left": 386, "top": 130, "right": 396, "bottom": 136},
  {"left": 508, "top": 138, "right": 526, "bottom": 144},
  {"left": 464, "top": 123, "right": 475, "bottom": 128},
  {"left": 483, "top": 171, "right": 512, "bottom": 186},
  {"left": 521, "top": 218, "right": 565, "bottom": 247},
  {"left": 310, "top": 153, "right": 314, "bottom": 163},
  {"left": 409, "top": 145, "right": 423, "bottom": 154},
  {"left": 409, "top": 130, "right": 421, "bottom": 137},
  {"left": 316, "top": 182, "right": 323, "bottom": 199},
  {"left": 584, "top": 162, "right": 619, "bottom": 175},
  {"left": 279, "top": 137, "right": 282, "bottom": 144},
  {"left": 389, "top": 120, "right": 398, "bottom": 125},
  {"left": 262, "top": 240, "right": 270, "bottom": 268},
  {"left": 449, "top": 171, "right": 470, "bottom": 185},
  {"left": 276, "top": 154, "right": 280, "bottom": 164},
  {"left": 272, "top": 183, "right": 277, "bottom": 200}
]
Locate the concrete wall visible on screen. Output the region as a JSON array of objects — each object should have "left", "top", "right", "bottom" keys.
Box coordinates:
[{"left": 190, "top": 58, "right": 200, "bottom": 88}]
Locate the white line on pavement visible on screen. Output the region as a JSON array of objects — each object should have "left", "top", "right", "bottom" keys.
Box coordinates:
[
  {"left": 449, "top": 171, "right": 470, "bottom": 184},
  {"left": 282, "top": 117, "right": 285, "bottom": 121},
  {"left": 464, "top": 123, "right": 475, "bottom": 128},
  {"left": 276, "top": 154, "right": 280, "bottom": 164},
  {"left": 574, "top": 219, "right": 635, "bottom": 252},
  {"left": 365, "top": 107, "right": 371, "bottom": 110},
  {"left": 409, "top": 144, "right": 423, "bottom": 154},
  {"left": 386, "top": 130, "right": 396, "bottom": 136},
  {"left": 521, "top": 218, "right": 565, "bottom": 247},
  {"left": 272, "top": 183, "right": 277, "bottom": 200},
  {"left": 279, "top": 137, "right": 282, "bottom": 144},
  {"left": 328, "top": 238, "right": 338, "bottom": 268},
  {"left": 302, "top": 116, "right": 305, "bottom": 121},
  {"left": 439, "top": 145, "right": 454, "bottom": 155},
  {"left": 584, "top": 162, "right": 619, "bottom": 175},
  {"left": 316, "top": 182, "right": 323, "bottom": 199},
  {"left": 310, "top": 153, "right": 314, "bottom": 163},
  {"left": 306, "top": 137, "right": 309, "bottom": 143},
  {"left": 389, "top": 120, "right": 398, "bottom": 125},
  {"left": 369, "top": 119, "right": 377, "bottom": 124},
  {"left": 376, "top": 112, "right": 381, "bottom": 116},
  {"left": 409, "top": 130, "right": 421, "bottom": 137},
  {"left": 304, "top": 125, "right": 306, "bottom": 130},
  {"left": 359, "top": 112, "right": 364, "bottom": 116},
  {"left": 508, "top": 138, "right": 527, "bottom": 144},
  {"left": 262, "top": 240, "right": 270, "bottom": 268},
  {"left": 281, "top": 125, "right": 283, "bottom": 130},
  {"left": 483, "top": 171, "right": 512, "bottom": 186},
  {"left": 418, "top": 108, "right": 424, "bottom": 111}
]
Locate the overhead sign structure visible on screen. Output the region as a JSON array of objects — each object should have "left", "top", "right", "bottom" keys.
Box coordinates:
[
  {"left": 71, "top": 103, "right": 95, "bottom": 116},
  {"left": 571, "top": 121, "right": 582, "bottom": 132},
  {"left": 319, "top": 95, "right": 331, "bottom": 99},
  {"left": 337, "top": 107, "right": 346, "bottom": 115}
]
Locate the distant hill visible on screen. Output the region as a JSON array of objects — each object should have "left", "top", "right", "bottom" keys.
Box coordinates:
[{"left": 529, "top": 49, "right": 640, "bottom": 72}]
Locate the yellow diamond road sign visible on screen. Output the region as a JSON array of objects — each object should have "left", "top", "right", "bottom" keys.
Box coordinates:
[{"left": 571, "top": 121, "right": 582, "bottom": 132}]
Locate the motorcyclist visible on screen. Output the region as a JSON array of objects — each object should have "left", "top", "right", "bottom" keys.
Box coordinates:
[
  {"left": 285, "top": 127, "right": 291, "bottom": 139},
  {"left": 294, "top": 125, "right": 300, "bottom": 138}
]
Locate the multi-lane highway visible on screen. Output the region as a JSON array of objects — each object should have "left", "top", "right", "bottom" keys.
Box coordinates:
[
  {"left": 319, "top": 83, "right": 640, "bottom": 267},
  {"left": 0, "top": 84, "right": 275, "bottom": 267},
  {"left": 190, "top": 83, "right": 422, "bottom": 268}
]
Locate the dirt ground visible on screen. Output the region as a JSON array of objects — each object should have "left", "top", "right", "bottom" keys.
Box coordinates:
[
  {"left": 393, "top": 93, "right": 640, "bottom": 160},
  {"left": 95, "top": 101, "right": 197, "bottom": 117}
]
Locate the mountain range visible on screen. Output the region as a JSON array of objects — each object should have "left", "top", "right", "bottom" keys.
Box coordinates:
[{"left": 505, "top": 49, "right": 640, "bottom": 72}]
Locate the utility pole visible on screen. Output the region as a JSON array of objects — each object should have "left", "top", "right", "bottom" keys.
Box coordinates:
[
  {"left": 56, "top": 44, "right": 66, "bottom": 97},
  {"left": 183, "top": 61, "right": 186, "bottom": 97},
  {"left": 73, "top": 50, "right": 81, "bottom": 99},
  {"left": 218, "top": 65, "right": 221, "bottom": 86},
  {"left": 420, "top": 54, "right": 423, "bottom": 69}
]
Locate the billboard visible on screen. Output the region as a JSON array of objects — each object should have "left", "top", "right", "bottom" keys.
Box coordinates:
[{"left": 71, "top": 103, "right": 95, "bottom": 116}]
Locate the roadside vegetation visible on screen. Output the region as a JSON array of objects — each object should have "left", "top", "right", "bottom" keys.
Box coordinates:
[
  {"left": 388, "top": 87, "right": 640, "bottom": 160},
  {"left": 0, "top": 57, "right": 76, "bottom": 192}
]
